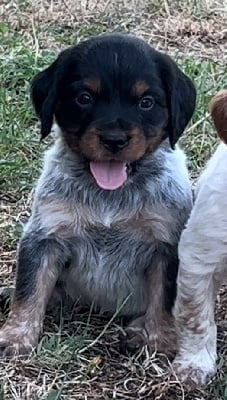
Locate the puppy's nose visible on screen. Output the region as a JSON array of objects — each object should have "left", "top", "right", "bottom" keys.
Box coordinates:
[{"left": 100, "top": 132, "right": 129, "bottom": 153}]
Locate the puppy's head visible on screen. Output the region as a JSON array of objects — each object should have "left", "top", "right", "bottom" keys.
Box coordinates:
[
  {"left": 210, "top": 90, "right": 227, "bottom": 144},
  {"left": 31, "top": 34, "right": 196, "bottom": 190}
]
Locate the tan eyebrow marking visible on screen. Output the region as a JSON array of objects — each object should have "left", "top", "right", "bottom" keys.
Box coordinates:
[
  {"left": 131, "top": 80, "right": 150, "bottom": 97},
  {"left": 84, "top": 77, "right": 101, "bottom": 93}
]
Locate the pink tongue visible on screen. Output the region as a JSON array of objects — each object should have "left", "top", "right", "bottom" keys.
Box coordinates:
[{"left": 90, "top": 160, "right": 127, "bottom": 190}]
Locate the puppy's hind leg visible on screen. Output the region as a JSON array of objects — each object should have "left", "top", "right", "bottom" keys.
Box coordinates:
[{"left": 0, "top": 230, "right": 69, "bottom": 357}]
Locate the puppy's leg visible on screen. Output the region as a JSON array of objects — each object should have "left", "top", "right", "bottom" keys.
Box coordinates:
[
  {"left": 0, "top": 232, "right": 68, "bottom": 357},
  {"left": 0, "top": 286, "right": 14, "bottom": 309},
  {"left": 173, "top": 230, "right": 218, "bottom": 385},
  {"left": 122, "top": 254, "right": 177, "bottom": 358}
]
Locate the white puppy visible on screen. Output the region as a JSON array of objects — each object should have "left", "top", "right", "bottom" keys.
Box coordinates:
[{"left": 173, "top": 90, "right": 227, "bottom": 385}]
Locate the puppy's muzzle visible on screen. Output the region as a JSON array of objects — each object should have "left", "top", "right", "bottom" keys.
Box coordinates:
[{"left": 100, "top": 132, "right": 130, "bottom": 153}]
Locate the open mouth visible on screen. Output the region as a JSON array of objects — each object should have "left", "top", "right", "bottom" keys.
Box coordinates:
[{"left": 90, "top": 160, "right": 132, "bottom": 190}]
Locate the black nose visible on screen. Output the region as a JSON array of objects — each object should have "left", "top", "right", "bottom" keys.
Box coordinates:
[{"left": 100, "top": 132, "right": 129, "bottom": 153}]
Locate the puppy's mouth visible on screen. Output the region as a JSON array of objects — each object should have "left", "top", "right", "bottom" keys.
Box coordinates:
[{"left": 90, "top": 160, "right": 130, "bottom": 190}]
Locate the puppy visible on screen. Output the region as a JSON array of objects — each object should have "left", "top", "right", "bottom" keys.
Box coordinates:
[
  {"left": 0, "top": 34, "right": 196, "bottom": 357},
  {"left": 173, "top": 90, "right": 227, "bottom": 385}
]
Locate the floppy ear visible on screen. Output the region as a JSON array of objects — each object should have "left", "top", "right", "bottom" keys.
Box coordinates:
[
  {"left": 31, "top": 60, "right": 58, "bottom": 139},
  {"left": 158, "top": 54, "right": 196, "bottom": 148},
  {"left": 209, "top": 90, "right": 227, "bottom": 144}
]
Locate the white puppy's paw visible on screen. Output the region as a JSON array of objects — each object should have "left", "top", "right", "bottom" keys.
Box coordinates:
[{"left": 173, "top": 347, "right": 216, "bottom": 386}]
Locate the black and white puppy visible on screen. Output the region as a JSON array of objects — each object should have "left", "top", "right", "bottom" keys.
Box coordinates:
[{"left": 0, "top": 34, "right": 196, "bottom": 357}]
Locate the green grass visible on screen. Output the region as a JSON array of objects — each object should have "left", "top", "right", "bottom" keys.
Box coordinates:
[
  {"left": 0, "top": 33, "right": 55, "bottom": 195},
  {"left": 179, "top": 59, "right": 227, "bottom": 173}
]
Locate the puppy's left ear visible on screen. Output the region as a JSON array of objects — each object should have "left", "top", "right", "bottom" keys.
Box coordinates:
[{"left": 158, "top": 54, "right": 196, "bottom": 148}]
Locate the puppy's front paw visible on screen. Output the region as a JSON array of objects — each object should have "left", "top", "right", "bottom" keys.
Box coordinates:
[
  {"left": 173, "top": 348, "right": 216, "bottom": 385},
  {"left": 120, "top": 314, "right": 177, "bottom": 358},
  {"left": 0, "top": 328, "right": 35, "bottom": 358},
  {"left": 120, "top": 318, "right": 148, "bottom": 354}
]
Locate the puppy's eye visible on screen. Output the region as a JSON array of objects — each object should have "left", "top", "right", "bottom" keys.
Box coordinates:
[
  {"left": 76, "top": 91, "right": 93, "bottom": 107},
  {"left": 138, "top": 96, "right": 154, "bottom": 110}
]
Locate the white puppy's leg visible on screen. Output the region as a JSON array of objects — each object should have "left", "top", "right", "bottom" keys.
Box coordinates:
[{"left": 173, "top": 230, "right": 219, "bottom": 385}]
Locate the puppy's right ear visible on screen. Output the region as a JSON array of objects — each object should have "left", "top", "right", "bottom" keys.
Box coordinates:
[
  {"left": 210, "top": 90, "right": 227, "bottom": 144},
  {"left": 31, "top": 60, "right": 58, "bottom": 139}
]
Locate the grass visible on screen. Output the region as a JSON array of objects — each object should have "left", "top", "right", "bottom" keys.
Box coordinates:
[{"left": 0, "top": 0, "right": 227, "bottom": 399}]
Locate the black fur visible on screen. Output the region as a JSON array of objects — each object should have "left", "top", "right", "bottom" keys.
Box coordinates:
[
  {"left": 15, "top": 233, "right": 71, "bottom": 301},
  {"left": 31, "top": 33, "right": 196, "bottom": 148}
]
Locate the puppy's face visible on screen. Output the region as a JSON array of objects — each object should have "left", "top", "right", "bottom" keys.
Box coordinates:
[{"left": 31, "top": 34, "right": 196, "bottom": 189}]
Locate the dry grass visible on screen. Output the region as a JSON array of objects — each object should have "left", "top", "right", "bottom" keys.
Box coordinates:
[{"left": 0, "top": 1, "right": 227, "bottom": 399}]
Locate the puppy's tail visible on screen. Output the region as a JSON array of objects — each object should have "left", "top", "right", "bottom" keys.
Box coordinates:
[{"left": 209, "top": 90, "right": 227, "bottom": 144}]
